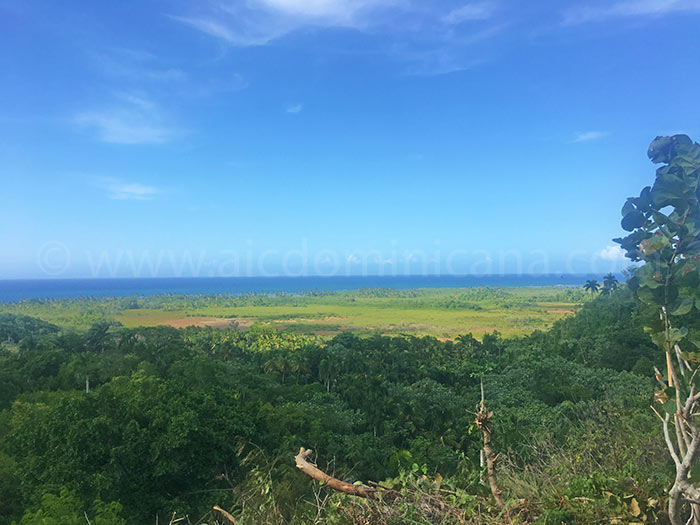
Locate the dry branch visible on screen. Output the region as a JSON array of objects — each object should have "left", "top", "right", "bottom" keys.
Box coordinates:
[
  {"left": 294, "top": 447, "right": 379, "bottom": 499},
  {"left": 475, "top": 380, "right": 506, "bottom": 510},
  {"left": 213, "top": 505, "right": 236, "bottom": 523}
]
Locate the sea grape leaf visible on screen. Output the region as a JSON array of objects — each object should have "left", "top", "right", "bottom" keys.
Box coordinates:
[
  {"left": 622, "top": 211, "right": 646, "bottom": 232},
  {"left": 640, "top": 236, "right": 670, "bottom": 256},
  {"left": 622, "top": 199, "right": 636, "bottom": 217},
  {"left": 651, "top": 174, "right": 688, "bottom": 207},
  {"left": 669, "top": 298, "right": 694, "bottom": 316}
]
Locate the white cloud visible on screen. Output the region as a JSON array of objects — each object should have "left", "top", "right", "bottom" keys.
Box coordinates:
[
  {"left": 98, "top": 177, "right": 160, "bottom": 200},
  {"left": 598, "top": 245, "right": 626, "bottom": 261},
  {"left": 258, "top": 0, "right": 388, "bottom": 20},
  {"left": 76, "top": 94, "right": 175, "bottom": 145},
  {"left": 91, "top": 47, "right": 248, "bottom": 100},
  {"left": 169, "top": 0, "right": 394, "bottom": 47},
  {"left": 347, "top": 254, "right": 361, "bottom": 263},
  {"left": 286, "top": 103, "right": 303, "bottom": 114},
  {"left": 443, "top": 2, "right": 495, "bottom": 24},
  {"left": 169, "top": 15, "right": 286, "bottom": 47},
  {"left": 571, "top": 130, "right": 609, "bottom": 143},
  {"left": 170, "top": 1, "right": 503, "bottom": 75},
  {"left": 76, "top": 111, "right": 172, "bottom": 144},
  {"left": 563, "top": 0, "right": 700, "bottom": 25}
]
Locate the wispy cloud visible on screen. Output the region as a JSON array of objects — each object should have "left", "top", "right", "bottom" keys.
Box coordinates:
[
  {"left": 563, "top": 0, "right": 700, "bottom": 25},
  {"left": 443, "top": 2, "right": 496, "bottom": 24},
  {"left": 97, "top": 177, "right": 160, "bottom": 200},
  {"left": 76, "top": 111, "right": 173, "bottom": 144},
  {"left": 93, "top": 47, "right": 248, "bottom": 99},
  {"left": 286, "top": 103, "right": 303, "bottom": 114},
  {"left": 170, "top": 1, "right": 503, "bottom": 75},
  {"left": 398, "top": 23, "right": 504, "bottom": 75},
  {"left": 169, "top": 15, "right": 285, "bottom": 47},
  {"left": 92, "top": 48, "right": 186, "bottom": 83},
  {"left": 75, "top": 93, "right": 176, "bottom": 145},
  {"left": 571, "top": 130, "right": 609, "bottom": 143},
  {"left": 168, "top": 0, "right": 393, "bottom": 48}
]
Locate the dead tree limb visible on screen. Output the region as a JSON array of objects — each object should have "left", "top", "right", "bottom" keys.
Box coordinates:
[
  {"left": 294, "top": 447, "right": 379, "bottom": 500},
  {"left": 213, "top": 505, "right": 236, "bottom": 523},
  {"left": 475, "top": 379, "right": 506, "bottom": 510}
]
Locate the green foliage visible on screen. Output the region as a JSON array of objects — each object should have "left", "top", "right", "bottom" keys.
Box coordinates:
[
  {"left": 613, "top": 135, "right": 700, "bottom": 524},
  {"left": 0, "top": 286, "right": 671, "bottom": 523},
  {"left": 0, "top": 313, "right": 58, "bottom": 342},
  {"left": 615, "top": 134, "right": 700, "bottom": 347},
  {"left": 15, "top": 488, "right": 126, "bottom": 525}
]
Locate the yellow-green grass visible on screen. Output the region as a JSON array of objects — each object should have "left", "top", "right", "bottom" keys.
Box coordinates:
[
  {"left": 115, "top": 288, "right": 582, "bottom": 338},
  {"left": 2, "top": 287, "right": 586, "bottom": 339},
  {"left": 156, "top": 304, "right": 571, "bottom": 338}
]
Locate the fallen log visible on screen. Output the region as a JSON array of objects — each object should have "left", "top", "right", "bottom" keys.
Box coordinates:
[{"left": 294, "top": 447, "right": 379, "bottom": 500}]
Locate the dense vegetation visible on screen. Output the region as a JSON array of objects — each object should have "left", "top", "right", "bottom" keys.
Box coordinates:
[{"left": 1, "top": 286, "right": 692, "bottom": 524}]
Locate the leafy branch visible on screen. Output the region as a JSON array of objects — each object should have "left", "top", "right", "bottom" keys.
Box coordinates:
[{"left": 615, "top": 134, "right": 700, "bottom": 524}]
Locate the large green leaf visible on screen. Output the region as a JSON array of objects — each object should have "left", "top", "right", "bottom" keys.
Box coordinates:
[
  {"left": 662, "top": 397, "right": 677, "bottom": 416},
  {"left": 669, "top": 327, "right": 689, "bottom": 342},
  {"left": 622, "top": 199, "right": 636, "bottom": 217},
  {"left": 638, "top": 186, "right": 653, "bottom": 209},
  {"left": 621, "top": 210, "right": 646, "bottom": 232},
  {"left": 648, "top": 136, "right": 676, "bottom": 163},
  {"left": 651, "top": 173, "right": 688, "bottom": 207},
  {"left": 640, "top": 235, "right": 670, "bottom": 256},
  {"left": 637, "top": 265, "right": 665, "bottom": 290},
  {"left": 669, "top": 298, "right": 694, "bottom": 316}
]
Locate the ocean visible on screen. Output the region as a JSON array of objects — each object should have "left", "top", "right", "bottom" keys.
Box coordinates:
[{"left": 0, "top": 274, "right": 610, "bottom": 303}]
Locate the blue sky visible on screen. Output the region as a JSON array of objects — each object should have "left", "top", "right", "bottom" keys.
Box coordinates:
[{"left": 2, "top": 0, "right": 700, "bottom": 279}]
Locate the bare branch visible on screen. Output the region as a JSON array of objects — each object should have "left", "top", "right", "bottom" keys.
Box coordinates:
[
  {"left": 656, "top": 365, "right": 669, "bottom": 389},
  {"left": 664, "top": 413, "right": 683, "bottom": 468},
  {"left": 294, "top": 448, "right": 378, "bottom": 500},
  {"left": 213, "top": 506, "right": 236, "bottom": 524},
  {"left": 676, "top": 344, "right": 693, "bottom": 373},
  {"left": 476, "top": 379, "right": 506, "bottom": 510}
]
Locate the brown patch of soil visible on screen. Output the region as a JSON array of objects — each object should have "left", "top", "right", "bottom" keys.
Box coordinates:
[
  {"left": 163, "top": 317, "right": 256, "bottom": 329},
  {"left": 313, "top": 330, "right": 342, "bottom": 336}
]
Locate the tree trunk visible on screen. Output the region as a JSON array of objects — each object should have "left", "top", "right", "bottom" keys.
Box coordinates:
[{"left": 475, "top": 380, "right": 506, "bottom": 510}]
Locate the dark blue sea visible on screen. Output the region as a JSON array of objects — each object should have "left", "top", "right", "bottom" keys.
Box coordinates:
[{"left": 0, "top": 274, "right": 611, "bottom": 303}]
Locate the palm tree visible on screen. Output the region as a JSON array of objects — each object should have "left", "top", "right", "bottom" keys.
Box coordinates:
[
  {"left": 583, "top": 279, "right": 600, "bottom": 294},
  {"left": 603, "top": 273, "right": 619, "bottom": 291}
]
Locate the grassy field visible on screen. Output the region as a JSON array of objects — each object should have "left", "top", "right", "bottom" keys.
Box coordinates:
[{"left": 0, "top": 286, "right": 587, "bottom": 339}]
